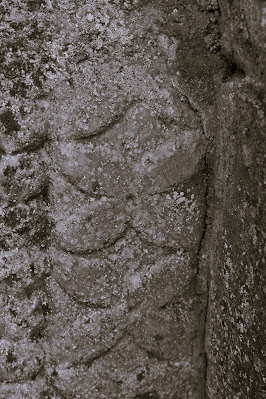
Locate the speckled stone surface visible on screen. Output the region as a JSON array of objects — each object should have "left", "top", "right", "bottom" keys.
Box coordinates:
[
  {"left": 205, "top": 1, "right": 266, "bottom": 398},
  {"left": 0, "top": 1, "right": 265, "bottom": 398}
]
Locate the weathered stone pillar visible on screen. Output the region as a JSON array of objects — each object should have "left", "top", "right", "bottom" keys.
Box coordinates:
[
  {"left": 0, "top": 1, "right": 264, "bottom": 398},
  {"left": 205, "top": 1, "right": 266, "bottom": 398}
]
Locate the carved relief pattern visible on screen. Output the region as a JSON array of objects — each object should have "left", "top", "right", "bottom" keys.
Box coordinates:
[{"left": 0, "top": 1, "right": 215, "bottom": 398}]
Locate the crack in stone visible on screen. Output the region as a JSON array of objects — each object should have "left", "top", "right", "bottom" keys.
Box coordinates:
[
  {"left": 79, "top": 334, "right": 127, "bottom": 369},
  {"left": 50, "top": 332, "right": 128, "bottom": 375},
  {"left": 176, "top": 85, "right": 215, "bottom": 397},
  {"left": 51, "top": 276, "right": 111, "bottom": 309},
  {"left": 171, "top": 87, "right": 213, "bottom": 397},
  {"left": 194, "top": 157, "right": 209, "bottom": 291},
  {"left": 74, "top": 100, "right": 140, "bottom": 142},
  {"left": 58, "top": 169, "right": 116, "bottom": 200},
  {"left": 54, "top": 220, "right": 186, "bottom": 261},
  {"left": 193, "top": 153, "right": 212, "bottom": 399},
  {"left": 56, "top": 222, "right": 131, "bottom": 256},
  {"left": 199, "top": 161, "right": 209, "bottom": 399}
]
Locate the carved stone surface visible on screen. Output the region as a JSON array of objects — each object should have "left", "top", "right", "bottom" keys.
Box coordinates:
[{"left": 0, "top": 0, "right": 264, "bottom": 398}]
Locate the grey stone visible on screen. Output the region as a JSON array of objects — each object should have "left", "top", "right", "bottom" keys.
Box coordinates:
[{"left": 0, "top": 0, "right": 264, "bottom": 398}]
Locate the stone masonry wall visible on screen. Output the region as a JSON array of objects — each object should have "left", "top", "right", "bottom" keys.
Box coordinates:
[{"left": 0, "top": 1, "right": 265, "bottom": 398}]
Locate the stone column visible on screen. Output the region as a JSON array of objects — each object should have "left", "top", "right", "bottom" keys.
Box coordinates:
[{"left": 0, "top": 1, "right": 264, "bottom": 398}]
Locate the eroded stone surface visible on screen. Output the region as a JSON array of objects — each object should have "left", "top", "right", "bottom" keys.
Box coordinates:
[
  {"left": 0, "top": 1, "right": 215, "bottom": 397},
  {"left": 43, "top": 3, "right": 211, "bottom": 396},
  {"left": 1, "top": 0, "right": 264, "bottom": 398},
  {"left": 204, "top": 1, "right": 266, "bottom": 397},
  {"left": 206, "top": 80, "right": 266, "bottom": 398}
]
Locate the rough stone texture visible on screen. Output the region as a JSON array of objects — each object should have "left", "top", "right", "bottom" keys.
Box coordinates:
[
  {"left": 205, "top": 1, "right": 266, "bottom": 398},
  {"left": 0, "top": 0, "right": 265, "bottom": 398}
]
